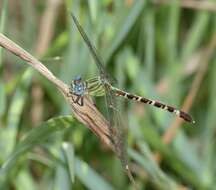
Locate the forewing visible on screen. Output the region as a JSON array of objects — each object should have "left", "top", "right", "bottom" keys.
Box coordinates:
[
  {"left": 104, "top": 84, "right": 128, "bottom": 169},
  {"left": 71, "top": 14, "right": 106, "bottom": 76},
  {"left": 71, "top": 12, "right": 135, "bottom": 185}
]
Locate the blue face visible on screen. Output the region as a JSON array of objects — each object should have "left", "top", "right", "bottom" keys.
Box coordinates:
[
  {"left": 71, "top": 75, "right": 86, "bottom": 96},
  {"left": 74, "top": 75, "right": 82, "bottom": 81}
]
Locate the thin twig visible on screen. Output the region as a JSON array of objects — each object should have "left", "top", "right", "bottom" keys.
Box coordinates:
[
  {"left": 154, "top": 33, "right": 216, "bottom": 162},
  {"left": 0, "top": 33, "right": 115, "bottom": 152},
  {"left": 154, "top": 0, "right": 216, "bottom": 12}
]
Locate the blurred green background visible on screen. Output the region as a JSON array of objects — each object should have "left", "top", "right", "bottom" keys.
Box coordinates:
[{"left": 0, "top": 0, "right": 216, "bottom": 189}]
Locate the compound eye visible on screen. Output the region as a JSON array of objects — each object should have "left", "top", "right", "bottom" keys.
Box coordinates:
[{"left": 74, "top": 75, "right": 82, "bottom": 81}]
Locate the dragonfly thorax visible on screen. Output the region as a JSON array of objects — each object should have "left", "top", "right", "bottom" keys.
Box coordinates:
[{"left": 70, "top": 76, "right": 87, "bottom": 96}]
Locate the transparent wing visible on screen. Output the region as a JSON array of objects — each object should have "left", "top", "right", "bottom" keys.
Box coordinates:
[
  {"left": 71, "top": 12, "right": 135, "bottom": 185},
  {"left": 104, "top": 84, "right": 136, "bottom": 185},
  {"left": 71, "top": 13, "right": 114, "bottom": 82}
]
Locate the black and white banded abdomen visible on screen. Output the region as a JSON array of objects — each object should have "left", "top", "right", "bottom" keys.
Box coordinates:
[{"left": 113, "top": 88, "right": 194, "bottom": 123}]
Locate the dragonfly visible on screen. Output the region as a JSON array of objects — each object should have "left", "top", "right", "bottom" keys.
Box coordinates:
[
  {"left": 69, "top": 14, "right": 194, "bottom": 124},
  {"left": 70, "top": 76, "right": 195, "bottom": 123},
  {"left": 69, "top": 13, "right": 195, "bottom": 186},
  {"left": 70, "top": 13, "right": 140, "bottom": 185}
]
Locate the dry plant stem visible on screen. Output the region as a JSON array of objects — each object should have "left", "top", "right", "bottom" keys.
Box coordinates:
[
  {"left": 35, "top": 0, "right": 62, "bottom": 54},
  {"left": 0, "top": 33, "right": 115, "bottom": 152},
  {"left": 154, "top": 0, "right": 216, "bottom": 12},
  {"left": 154, "top": 34, "right": 216, "bottom": 163},
  {"left": 31, "top": 0, "right": 62, "bottom": 126}
]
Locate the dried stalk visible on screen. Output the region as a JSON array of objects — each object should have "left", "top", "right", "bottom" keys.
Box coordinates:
[
  {"left": 154, "top": 33, "right": 216, "bottom": 162},
  {"left": 154, "top": 0, "right": 216, "bottom": 12},
  {"left": 31, "top": 0, "right": 62, "bottom": 126},
  {"left": 0, "top": 33, "right": 114, "bottom": 152}
]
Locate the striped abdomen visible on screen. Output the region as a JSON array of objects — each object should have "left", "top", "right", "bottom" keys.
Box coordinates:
[{"left": 112, "top": 87, "right": 194, "bottom": 123}]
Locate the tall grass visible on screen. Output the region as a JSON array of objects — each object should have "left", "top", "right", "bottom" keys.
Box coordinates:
[{"left": 0, "top": 0, "right": 216, "bottom": 189}]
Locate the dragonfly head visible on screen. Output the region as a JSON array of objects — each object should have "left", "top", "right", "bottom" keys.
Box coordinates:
[
  {"left": 70, "top": 75, "right": 86, "bottom": 96},
  {"left": 73, "top": 75, "right": 84, "bottom": 86}
]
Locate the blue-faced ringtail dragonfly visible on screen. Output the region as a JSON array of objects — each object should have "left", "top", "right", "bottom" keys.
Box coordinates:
[{"left": 69, "top": 13, "right": 195, "bottom": 186}]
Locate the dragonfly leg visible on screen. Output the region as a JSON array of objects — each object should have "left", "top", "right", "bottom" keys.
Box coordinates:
[
  {"left": 74, "top": 96, "right": 84, "bottom": 106},
  {"left": 79, "top": 96, "right": 84, "bottom": 106},
  {"left": 70, "top": 94, "right": 76, "bottom": 102},
  {"left": 71, "top": 94, "right": 81, "bottom": 105}
]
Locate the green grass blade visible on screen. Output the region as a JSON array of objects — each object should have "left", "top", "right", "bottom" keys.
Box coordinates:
[
  {"left": 0, "top": 83, "right": 6, "bottom": 117},
  {"left": 104, "top": 0, "right": 146, "bottom": 63},
  {"left": 75, "top": 157, "right": 114, "bottom": 190},
  {"left": 129, "top": 147, "right": 178, "bottom": 190},
  {"left": 0, "top": 115, "right": 73, "bottom": 178},
  {"left": 4, "top": 69, "right": 33, "bottom": 158},
  {"left": 62, "top": 142, "right": 75, "bottom": 183},
  {"left": 167, "top": 0, "right": 180, "bottom": 65},
  {"left": 144, "top": 8, "right": 155, "bottom": 80},
  {"left": 0, "top": 0, "right": 8, "bottom": 68},
  {"left": 181, "top": 11, "right": 210, "bottom": 62}
]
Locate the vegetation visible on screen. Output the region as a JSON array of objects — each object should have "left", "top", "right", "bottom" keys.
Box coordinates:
[{"left": 0, "top": 0, "right": 216, "bottom": 189}]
